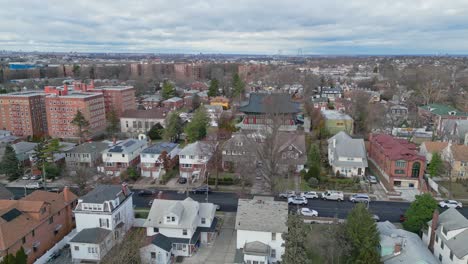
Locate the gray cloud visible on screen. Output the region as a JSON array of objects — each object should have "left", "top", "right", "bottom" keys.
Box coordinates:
[{"left": 1, "top": 0, "right": 468, "bottom": 54}]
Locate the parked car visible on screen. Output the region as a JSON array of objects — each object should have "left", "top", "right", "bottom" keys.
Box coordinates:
[
  {"left": 372, "top": 214, "right": 380, "bottom": 222},
  {"left": 22, "top": 175, "right": 30, "bottom": 180},
  {"left": 288, "top": 196, "right": 308, "bottom": 205},
  {"left": 349, "top": 193, "right": 370, "bottom": 203},
  {"left": 298, "top": 208, "right": 318, "bottom": 217},
  {"left": 46, "top": 251, "right": 60, "bottom": 262},
  {"left": 138, "top": 189, "right": 156, "bottom": 196},
  {"left": 439, "top": 200, "right": 463, "bottom": 209},
  {"left": 178, "top": 177, "right": 187, "bottom": 184},
  {"left": 368, "top": 176, "right": 378, "bottom": 184},
  {"left": 321, "top": 190, "right": 344, "bottom": 201},
  {"left": 279, "top": 191, "right": 296, "bottom": 199},
  {"left": 25, "top": 182, "right": 43, "bottom": 189},
  {"left": 30, "top": 175, "right": 41, "bottom": 180},
  {"left": 191, "top": 185, "right": 212, "bottom": 194},
  {"left": 301, "top": 191, "right": 319, "bottom": 199}
]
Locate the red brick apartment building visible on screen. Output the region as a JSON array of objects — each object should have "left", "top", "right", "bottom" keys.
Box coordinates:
[
  {"left": 89, "top": 85, "right": 136, "bottom": 118},
  {"left": 45, "top": 86, "right": 106, "bottom": 138},
  {"left": 0, "top": 188, "right": 77, "bottom": 264},
  {"left": 368, "top": 134, "right": 426, "bottom": 189},
  {"left": 0, "top": 91, "right": 48, "bottom": 137}
]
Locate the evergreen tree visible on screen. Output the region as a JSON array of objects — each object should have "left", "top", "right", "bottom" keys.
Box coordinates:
[
  {"left": 232, "top": 73, "right": 245, "bottom": 99},
  {"left": 161, "top": 81, "right": 176, "bottom": 100},
  {"left": 307, "top": 143, "right": 320, "bottom": 168},
  {"left": 15, "top": 247, "right": 27, "bottom": 264},
  {"left": 147, "top": 123, "right": 164, "bottom": 140},
  {"left": 282, "top": 214, "right": 308, "bottom": 264},
  {"left": 191, "top": 93, "right": 201, "bottom": 110},
  {"left": 71, "top": 110, "right": 90, "bottom": 143},
  {"left": 106, "top": 108, "right": 120, "bottom": 136},
  {"left": 0, "top": 253, "right": 15, "bottom": 264},
  {"left": 89, "top": 66, "right": 96, "bottom": 79},
  {"left": 403, "top": 193, "right": 438, "bottom": 233},
  {"left": 208, "top": 79, "right": 219, "bottom": 97},
  {"left": 0, "top": 144, "right": 21, "bottom": 181},
  {"left": 345, "top": 204, "right": 380, "bottom": 264},
  {"left": 72, "top": 64, "right": 81, "bottom": 77},
  {"left": 163, "top": 112, "right": 183, "bottom": 142},
  {"left": 428, "top": 152, "right": 444, "bottom": 177},
  {"left": 184, "top": 107, "right": 209, "bottom": 143}
]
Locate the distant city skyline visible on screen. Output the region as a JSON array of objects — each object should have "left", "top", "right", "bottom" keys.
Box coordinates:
[{"left": 1, "top": 0, "right": 468, "bottom": 55}]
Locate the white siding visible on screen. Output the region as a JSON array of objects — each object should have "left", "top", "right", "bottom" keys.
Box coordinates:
[{"left": 236, "top": 229, "right": 284, "bottom": 263}]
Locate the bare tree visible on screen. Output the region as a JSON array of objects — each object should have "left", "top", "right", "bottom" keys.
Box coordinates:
[
  {"left": 101, "top": 228, "right": 144, "bottom": 264},
  {"left": 71, "top": 167, "right": 95, "bottom": 196}
]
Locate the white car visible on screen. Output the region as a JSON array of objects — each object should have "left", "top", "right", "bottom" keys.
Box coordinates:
[
  {"left": 298, "top": 208, "right": 318, "bottom": 217},
  {"left": 368, "top": 176, "right": 378, "bottom": 184},
  {"left": 279, "top": 191, "right": 296, "bottom": 199},
  {"left": 22, "top": 175, "right": 30, "bottom": 180},
  {"left": 288, "top": 196, "right": 308, "bottom": 205},
  {"left": 439, "top": 200, "right": 462, "bottom": 209},
  {"left": 301, "top": 191, "right": 319, "bottom": 199}
]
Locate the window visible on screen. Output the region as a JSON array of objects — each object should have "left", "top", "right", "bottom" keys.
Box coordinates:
[
  {"left": 100, "top": 218, "right": 109, "bottom": 228},
  {"left": 183, "top": 229, "right": 187, "bottom": 236},
  {"left": 450, "top": 251, "right": 453, "bottom": 260},
  {"left": 272, "top": 233, "right": 276, "bottom": 241},
  {"left": 189, "top": 155, "right": 194, "bottom": 159},
  {"left": 172, "top": 217, "right": 175, "bottom": 221},
  {"left": 166, "top": 216, "right": 171, "bottom": 222},
  {"left": 151, "top": 252, "right": 156, "bottom": 259},
  {"left": 271, "top": 249, "right": 276, "bottom": 258},
  {"left": 176, "top": 244, "right": 183, "bottom": 250},
  {"left": 74, "top": 246, "right": 79, "bottom": 251},
  {"left": 22, "top": 237, "right": 26, "bottom": 244},
  {"left": 439, "top": 254, "right": 442, "bottom": 261},
  {"left": 88, "top": 247, "right": 97, "bottom": 253},
  {"left": 435, "top": 234, "right": 439, "bottom": 243},
  {"left": 441, "top": 241, "right": 444, "bottom": 249},
  {"left": 153, "top": 227, "right": 159, "bottom": 233},
  {"left": 201, "top": 218, "right": 206, "bottom": 224},
  {"left": 180, "top": 155, "right": 185, "bottom": 159},
  {"left": 396, "top": 160, "right": 406, "bottom": 167},
  {"left": 394, "top": 169, "right": 405, "bottom": 174},
  {"left": 442, "top": 226, "right": 448, "bottom": 236},
  {"left": 32, "top": 230, "right": 35, "bottom": 237},
  {"left": 122, "top": 154, "right": 125, "bottom": 157},
  {"left": 49, "top": 216, "right": 54, "bottom": 224}
]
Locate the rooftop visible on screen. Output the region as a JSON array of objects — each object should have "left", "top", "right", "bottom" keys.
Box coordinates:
[
  {"left": 451, "top": 144, "right": 468, "bottom": 162},
  {"left": 105, "top": 138, "right": 147, "bottom": 154},
  {"left": 0, "top": 91, "right": 45, "bottom": 97},
  {"left": 371, "top": 134, "right": 425, "bottom": 162},
  {"left": 70, "top": 228, "right": 111, "bottom": 244},
  {"left": 79, "top": 185, "right": 130, "bottom": 204},
  {"left": 93, "top": 85, "right": 134, "bottom": 91},
  {"left": 66, "top": 142, "right": 109, "bottom": 154},
  {"left": 329, "top": 131, "right": 368, "bottom": 167},
  {"left": 239, "top": 93, "right": 300, "bottom": 114},
  {"left": 142, "top": 142, "right": 179, "bottom": 155},
  {"left": 121, "top": 109, "right": 168, "bottom": 119},
  {"left": 321, "top": 110, "right": 353, "bottom": 120},
  {"left": 420, "top": 141, "right": 448, "bottom": 154},
  {"left": 179, "top": 141, "right": 213, "bottom": 156},
  {"left": 236, "top": 197, "right": 288, "bottom": 233},
  {"left": 419, "top": 104, "right": 468, "bottom": 117}
]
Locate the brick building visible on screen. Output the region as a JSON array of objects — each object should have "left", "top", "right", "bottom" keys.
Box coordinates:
[
  {"left": 0, "top": 91, "right": 47, "bottom": 137},
  {"left": 90, "top": 85, "right": 136, "bottom": 118},
  {"left": 0, "top": 188, "right": 77, "bottom": 264},
  {"left": 368, "top": 134, "right": 426, "bottom": 189},
  {"left": 45, "top": 87, "right": 106, "bottom": 139}
]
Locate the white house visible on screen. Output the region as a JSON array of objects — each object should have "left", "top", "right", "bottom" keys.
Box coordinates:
[
  {"left": 120, "top": 109, "right": 168, "bottom": 137},
  {"left": 70, "top": 184, "right": 135, "bottom": 263},
  {"left": 140, "top": 142, "right": 180, "bottom": 179},
  {"left": 178, "top": 141, "right": 213, "bottom": 181},
  {"left": 422, "top": 208, "right": 468, "bottom": 264},
  {"left": 328, "top": 131, "right": 368, "bottom": 177},
  {"left": 235, "top": 197, "right": 288, "bottom": 264},
  {"left": 101, "top": 136, "right": 148, "bottom": 176},
  {"left": 140, "top": 198, "right": 217, "bottom": 263}
]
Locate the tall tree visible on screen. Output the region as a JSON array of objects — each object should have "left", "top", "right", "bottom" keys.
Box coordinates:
[
  {"left": 208, "top": 79, "right": 219, "bottom": 97},
  {"left": 15, "top": 247, "right": 27, "bottom": 264},
  {"left": 428, "top": 152, "right": 444, "bottom": 177},
  {"left": 32, "top": 139, "right": 61, "bottom": 186},
  {"left": 191, "top": 93, "right": 201, "bottom": 110},
  {"left": 232, "top": 73, "right": 245, "bottom": 100},
  {"left": 345, "top": 204, "right": 380, "bottom": 264},
  {"left": 0, "top": 144, "right": 21, "bottom": 181},
  {"left": 184, "top": 107, "right": 209, "bottom": 142},
  {"left": 72, "top": 64, "right": 81, "bottom": 77},
  {"left": 89, "top": 66, "right": 96, "bottom": 79},
  {"left": 147, "top": 123, "right": 164, "bottom": 140},
  {"left": 163, "top": 112, "right": 183, "bottom": 142},
  {"left": 161, "top": 80, "right": 176, "bottom": 100},
  {"left": 106, "top": 108, "right": 120, "bottom": 137},
  {"left": 282, "top": 214, "right": 309, "bottom": 264},
  {"left": 403, "top": 193, "right": 438, "bottom": 233},
  {"left": 71, "top": 110, "right": 90, "bottom": 144}
]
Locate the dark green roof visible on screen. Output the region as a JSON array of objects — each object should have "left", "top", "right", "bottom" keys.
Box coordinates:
[
  {"left": 151, "top": 233, "right": 173, "bottom": 252},
  {"left": 419, "top": 104, "right": 468, "bottom": 117},
  {"left": 239, "top": 93, "right": 300, "bottom": 114},
  {"left": 70, "top": 228, "right": 111, "bottom": 244}
]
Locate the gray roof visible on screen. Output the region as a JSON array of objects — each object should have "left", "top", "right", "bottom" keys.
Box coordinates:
[
  {"left": 328, "top": 131, "right": 368, "bottom": 167},
  {"left": 80, "top": 185, "right": 128, "bottom": 204},
  {"left": 70, "top": 228, "right": 111, "bottom": 244},
  {"left": 67, "top": 142, "right": 109, "bottom": 154},
  {"left": 236, "top": 198, "right": 288, "bottom": 233},
  {"left": 239, "top": 93, "right": 300, "bottom": 114},
  {"left": 151, "top": 233, "right": 173, "bottom": 252},
  {"left": 142, "top": 142, "right": 179, "bottom": 155},
  {"left": 12, "top": 142, "right": 38, "bottom": 154},
  {"left": 321, "top": 110, "right": 353, "bottom": 120},
  {"left": 105, "top": 138, "right": 147, "bottom": 154},
  {"left": 243, "top": 241, "right": 270, "bottom": 256},
  {"left": 446, "top": 229, "right": 468, "bottom": 259},
  {"left": 179, "top": 141, "right": 213, "bottom": 157},
  {"left": 377, "top": 221, "right": 438, "bottom": 264},
  {"left": 0, "top": 185, "right": 14, "bottom": 200},
  {"left": 428, "top": 208, "right": 468, "bottom": 231}
]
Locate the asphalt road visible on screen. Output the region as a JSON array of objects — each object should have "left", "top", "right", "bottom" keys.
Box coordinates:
[{"left": 8, "top": 187, "right": 468, "bottom": 223}]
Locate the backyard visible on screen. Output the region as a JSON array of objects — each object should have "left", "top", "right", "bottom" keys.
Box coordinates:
[{"left": 438, "top": 180, "right": 468, "bottom": 200}]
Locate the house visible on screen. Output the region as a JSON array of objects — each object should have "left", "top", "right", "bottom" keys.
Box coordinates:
[
  {"left": 321, "top": 110, "right": 354, "bottom": 135},
  {"left": 441, "top": 120, "right": 468, "bottom": 145},
  {"left": 236, "top": 93, "right": 300, "bottom": 131},
  {"left": 319, "top": 86, "right": 343, "bottom": 101},
  {"left": 70, "top": 184, "right": 134, "bottom": 263},
  {"left": 389, "top": 104, "right": 408, "bottom": 121},
  {"left": 377, "top": 221, "right": 438, "bottom": 264},
  {"left": 328, "top": 132, "right": 368, "bottom": 177},
  {"left": 222, "top": 133, "right": 257, "bottom": 170},
  {"left": 178, "top": 141, "right": 213, "bottom": 181},
  {"left": 120, "top": 109, "right": 168, "bottom": 137},
  {"left": 162, "top": 97, "right": 184, "bottom": 110},
  {"left": 441, "top": 143, "right": 468, "bottom": 178},
  {"left": 12, "top": 141, "right": 38, "bottom": 162},
  {"left": 101, "top": 137, "right": 149, "bottom": 177},
  {"left": 140, "top": 197, "right": 217, "bottom": 263},
  {"left": 210, "top": 96, "right": 230, "bottom": 109},
  {"left": 65, "top": 142, "right": 109, "bottom": 169},
  {"left": 235, "top": 197, "right": 288, "bottom": 263},
  {"left": 422, "top": 209, "right": 468, "bottom": 264},
  {"left": 140, "top": 142, "right": 180, "bottom": 180},
  {"left": 419, "top": 141, "right": 448, "bottom": 163},
  {"left": 368, "top": 134, "right": 426, "bottom": 190},
  {"left": 0, "top": 188, "right": 77, "bottom": 264},
  {"left": 310, "top": 97, "right": 328, "bottom": 110},
  {"left": 142, "top": 94, "right": 163, "bottom": 109},
  {"left": 418, "top": 104, "right": 468, "bottom": 134}
]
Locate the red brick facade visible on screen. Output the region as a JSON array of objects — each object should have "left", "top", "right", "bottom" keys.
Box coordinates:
[{"left": 90, "top": 86, "right": 136, "bottom": 118}]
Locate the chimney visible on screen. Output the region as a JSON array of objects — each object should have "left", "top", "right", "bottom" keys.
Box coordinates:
[
  {"left": 89, "top": 79, "right": 95, "bottom": 90},
  {"left": 113, "top": 137, "right": 117, "bottom": 145},
  {"left": 63, "top": 84, "right": 68, "bottom": 95},
  {"left": 63, "top": 186, "right": 73, "bottom": 203},
  {"left": 428, "top": 209, "right": 439, "bottom": 253},
  {"left": 121, "top": 182, "right": 129, "bottom": 196},
  {"left": 393, "top": 243, "right": 402, "bottom": 256}
]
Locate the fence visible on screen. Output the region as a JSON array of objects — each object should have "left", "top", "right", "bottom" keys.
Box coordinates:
[{"left": 427, "top": 177, "right": 440, "bottom": 194}]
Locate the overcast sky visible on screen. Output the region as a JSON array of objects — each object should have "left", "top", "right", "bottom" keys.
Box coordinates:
[{"left": 1, "top": 0, "right": 468, "bottom": 55}]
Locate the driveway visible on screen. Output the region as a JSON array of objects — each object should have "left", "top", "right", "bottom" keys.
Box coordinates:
[{"left": 183, "top": 212, "right": 237, "bottom": 264}]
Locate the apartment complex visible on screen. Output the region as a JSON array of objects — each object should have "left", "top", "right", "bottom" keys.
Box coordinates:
[
  {"left": 90, "top": 86, "right": 136, "bottom": 118},
  {"left": 0, "top": 91, "right": 47, "bottom": 137},
  {"left": 45, "top": 87, "right": 106, "bottom": 138},
  {"left": 0, "top": 188, "right": 77, "bottom": 264}
]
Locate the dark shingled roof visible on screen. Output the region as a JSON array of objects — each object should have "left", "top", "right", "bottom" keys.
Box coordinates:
[
  {"left": 0, "top": 185, "right": 14, "bottom": 200},
  {"left": 142, "top": 142, "right": 178, "bottom": 155},
  {"left": 80, "top": 185, "right": 125, "bottom": 204},
  {"left": 70, "top": 228, "right": 111, "bottom": 244},
  {"left": 151, "top": 233, "right": 173, "bottom": 252},
  {"left": 239, "top": 93, "right": 300, "bottom": 114}
]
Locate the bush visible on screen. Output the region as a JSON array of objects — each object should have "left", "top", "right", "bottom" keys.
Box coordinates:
[
  {"left": 160, "top": 169, "right": 178, "bottom": 184},
  {"left": 208, "top": 176, "right": 235, "bottom": 185},
  {"left": 307, "top": 177, "right": 319, "bottom": 187}
]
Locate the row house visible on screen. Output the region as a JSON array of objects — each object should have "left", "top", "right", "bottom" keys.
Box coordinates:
[
  {"left": 141, "top": 198, "right": 217, "bottom": 263},
  {"left": 0, "top": 91, "right": 48, "bottom": 137},
  {"left": 162, "top": 97, "right": 184, "bottom": 110},
  {"left": 0, "top": 188, "right": 77, "bottom": 264},
  {"left": 178, "top": 141, "right": 213, "bottom": 181},
  {"left": 140, "top": 142, "right": 180, "bottom": 180},
  {"left": 102, "top": 137, "right": 148, "bottom": 177},
  {"left": 70, "top": 184, "right": 134, "bottom": 263},
  {"left": 328, "top": 131, "right": 368, "bottom": 177},
  {"left": 368, "top": 134, "right": 426, "bottom": 189},
  {"left": 321, "top": 110, "right": 354, "bottom": 135},
  {"left": 442, "top": 143, "right": 468, "bottom": 178},
  {"left": 418, "top": 104, "right": 468, "bottom": 134},
  {"left": 141, "top": 94, "right": 163, "bottom": 110},
  {"left": 120, "top": 109, "right": 168, "bottom": 137},
  {"left": 65, "top": 142, "right": 109, "bottom": 169}
]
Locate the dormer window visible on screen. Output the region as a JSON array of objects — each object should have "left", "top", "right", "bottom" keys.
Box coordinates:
[{"left": 166, "top": 216, "right": 171, "bottom": 222}]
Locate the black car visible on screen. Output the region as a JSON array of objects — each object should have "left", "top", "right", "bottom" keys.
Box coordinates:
[
  {"left": 138, "top": 189, "right": 156, "bottom": 196},
  {"left": 178, "top": 177, "right": 187, "bottom": 184},
  {"left": 191, "top": 185, "right": 212, "bottom": 194}
]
